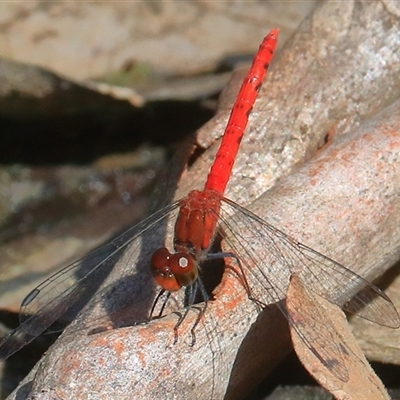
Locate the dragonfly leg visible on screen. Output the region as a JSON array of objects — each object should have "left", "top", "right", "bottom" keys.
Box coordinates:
[
  {"left": 172, "top": 279, "right": 209, "bottom": 346},
  {"left": 149, "top": 289, "right": 171, "bottom": 320}
]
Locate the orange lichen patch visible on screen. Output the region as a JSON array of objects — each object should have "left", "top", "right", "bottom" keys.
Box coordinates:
[
  {"left": 86, "top": 335, "right": 124, "bottom": 363},
  {"left": 112, "top": 338, "right": 126, "bottom": 358},
  {"left": 125, "top": 335, "right": 149, "bottom": 369},
  {"left": 50, "top": 349, "right": 86, "bottom": 386},
  {"left": 89, "top": 335, "right": 109, "bottom": 349},
  {"left": 388, "top": 133, "right": 400, "bottom": 149}
]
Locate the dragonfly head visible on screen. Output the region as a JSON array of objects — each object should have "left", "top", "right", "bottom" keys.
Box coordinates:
[{"left": 150, "top": 247, "right": 198, "bottom": 291}]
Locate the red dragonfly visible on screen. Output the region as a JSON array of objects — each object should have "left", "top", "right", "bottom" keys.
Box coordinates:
[{"left": 0, "top": 30, "right": 398, "bottom": 384}]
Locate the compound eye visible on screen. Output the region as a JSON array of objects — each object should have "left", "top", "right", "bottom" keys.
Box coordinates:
[
  {"left": 150, "top": 247, "right": 181, "bottom": 292},
  {"left": 169, "top": 253, "right": 198, "bottom": 287}
]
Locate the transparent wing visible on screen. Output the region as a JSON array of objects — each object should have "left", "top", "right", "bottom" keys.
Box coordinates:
[
  {"left": 0, "top": 201, "right": 181, "bottom": 361},
  {"left": 218, "top": 197, "right": 400, "bottom": 329},
  {"left": 284, "top": 274, "right": 349, "bottom": 382}
]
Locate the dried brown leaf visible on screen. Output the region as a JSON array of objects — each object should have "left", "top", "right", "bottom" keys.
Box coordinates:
[{"left": 287, "top": 274, "right": 390, "bottom": 400}]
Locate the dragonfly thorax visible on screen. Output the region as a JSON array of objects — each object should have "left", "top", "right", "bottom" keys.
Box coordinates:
[{"left": 174, "top": 189, "right": 222, "bottom": 255}]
